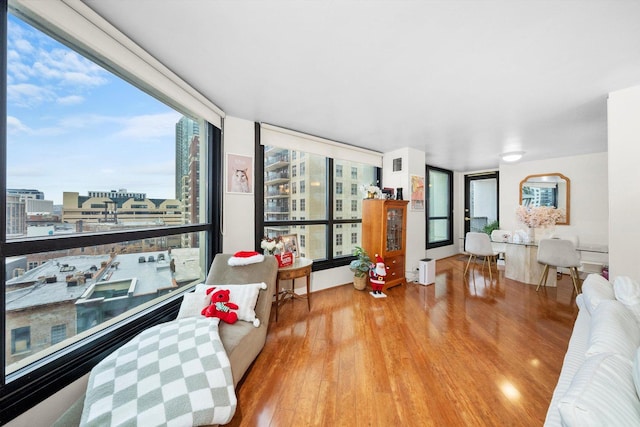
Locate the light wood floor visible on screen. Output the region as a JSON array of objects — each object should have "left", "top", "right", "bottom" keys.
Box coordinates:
[{"left": 226, "top": 256, "right": 579, "bottom": 426}]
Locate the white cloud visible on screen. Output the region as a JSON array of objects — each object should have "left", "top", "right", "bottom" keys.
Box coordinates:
[
  {"left": 7, "top": 83, "right": 54, "bottom": 107},
  {"left": 115, "top": 112, "right": 183, "bottom": 141},
  {"left": 6, "top": 116, "right": 31, "bottom": 134},
  {"left": 57, "top": 95, "right": 85, "bottom": 106}
]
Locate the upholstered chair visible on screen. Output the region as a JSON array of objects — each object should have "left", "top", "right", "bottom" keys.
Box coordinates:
[
  {"left": 536, "top": 238, "right": 581, "bottom": 293},
  {"left": 464, "top": 232, "right": 500, "bottom": 280}
]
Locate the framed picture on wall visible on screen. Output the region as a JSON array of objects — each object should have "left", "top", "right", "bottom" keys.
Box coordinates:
[
  {"left": 226, "top": 153, "right": 253, "bottom": 194},
  {"left": 410, "top": 174, "right": 425, "bottom": 211}
]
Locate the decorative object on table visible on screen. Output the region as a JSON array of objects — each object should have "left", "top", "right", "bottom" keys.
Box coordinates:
[
  {"left": 227, "top": 250, "right": 264, "bottom": 266},
  {"left": 360, "top": 184, "right": 383, "bottom": 199},
  {"left": 280, "top": 233, "right": 299, "bottom": 258},
  {"left": 260, "top": 236, "right": 284, "bottom": 255},
  {"left": 275, "top": 251, "right": 294, "bottom": 268},
  {"left": 396, "top": 187, "right": 403, "bottom": 200},
  {"left": 349, "top": 246, "right": 371, "bottom": 290},
  {"left": 369, "top": 254, "right": 388, "bottom": 298},
  {"left": 515, "top": 205, "right": 565, "bottom": 242},
  {"left": 382, "top": 187, "right": 395, "bottom": 200}
]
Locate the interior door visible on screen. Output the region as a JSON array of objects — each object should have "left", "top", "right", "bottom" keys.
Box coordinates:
[{"left": 464, "top": 172, "right": 499, "bottom": 235}]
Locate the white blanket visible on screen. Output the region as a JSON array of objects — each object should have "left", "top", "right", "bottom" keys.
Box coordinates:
[{"left": 80, "top": 317, "right": 236, "bottom": 427}]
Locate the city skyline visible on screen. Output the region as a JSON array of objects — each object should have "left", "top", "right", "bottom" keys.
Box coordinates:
[{"left": 6, "top": 14, "right": 182, "bottom": 205}]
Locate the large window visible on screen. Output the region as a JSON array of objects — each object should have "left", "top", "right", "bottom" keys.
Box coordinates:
[
  {"left": 2, "top": 7, "right": 221, "bottom": 422},
  {"left": 426, "top": 165, "right": 453, "bottom": 248},
  {"left": 261, "top": 145, "right": 379, "bottom": 266}
]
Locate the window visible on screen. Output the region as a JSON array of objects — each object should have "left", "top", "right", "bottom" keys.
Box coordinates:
[
  {"left": 351, "top": 233, "right": 358, "bottom": 244},
  {"left": 11, "top": 327, "right": 30, "bottom": 354},
  {"left": 292, "top": 182, "right": 297, "bottom": 194},
  {"left": 292, "top": 165, "right": 297, "bottom": 177},
  {"left": 292, "top": 200, "right": 297, "bottom": 211},
  {"left": 300, "top": 162, "right": 306, "bottom": 174},
  {"left": 351, "top": 167, "right": 358, "bottom": 179},
  {"left": 336, "top": 234, "right": 343, "bottom": 246},
  {"left": 336, "top": 165, "right": 343, "bottom": 177},
  {"left": 426, "top": 166, "right": 454, "bottom": 248},
  {"left": 51, "top": 324, "right": 67, "bottom": 345},
  {"left": 351, "top": 183, "right": 358, "bottom": 196},
  {"left": 260, "top": 144, "right": 379, "bottom": 266},
  {"left": 2, "top": 8, "right": 221, "bottom": 420}
]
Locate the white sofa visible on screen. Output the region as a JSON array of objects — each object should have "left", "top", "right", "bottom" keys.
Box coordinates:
[{"left": 544, "top": 273, "right": 640, "bottom": 426}]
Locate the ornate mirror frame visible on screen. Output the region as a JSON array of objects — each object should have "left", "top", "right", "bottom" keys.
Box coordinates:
[{"left": 519, "top": 173, "right": 570, "bottom": 225}]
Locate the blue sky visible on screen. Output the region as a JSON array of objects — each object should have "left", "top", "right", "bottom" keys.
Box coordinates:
[{"left": 6, "top": 14, "right": 183, "bottom": 205}]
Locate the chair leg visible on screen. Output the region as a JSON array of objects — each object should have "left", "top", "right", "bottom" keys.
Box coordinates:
[
  {"left": 487, "top": 256, "right": 493, "bottom": 281},
  {"left": 570, "top": 267, "right": 581, "bottom": 294},
  {"left": 536, "top": 265, "right": 550, "bottom": 291},
  {"left": 464, "top": 254, "right": 475, "bottom": 276}
]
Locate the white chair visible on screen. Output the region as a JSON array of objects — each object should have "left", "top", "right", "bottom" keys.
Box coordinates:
[
  {"left": 464, "top": 232, "right": 500, "bottom": 280},
  {"left": 536, "top": 238, "right": 581, "bottom": 293}
]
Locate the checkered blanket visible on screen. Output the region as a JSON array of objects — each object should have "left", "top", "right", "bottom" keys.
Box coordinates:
[{"left": 80, "top": 317, "right": 236, "bottom": 426}]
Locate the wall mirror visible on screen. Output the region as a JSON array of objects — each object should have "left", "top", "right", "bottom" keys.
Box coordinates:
[{"left": 519, "top": 173, "right": 570, "bottom": 225}]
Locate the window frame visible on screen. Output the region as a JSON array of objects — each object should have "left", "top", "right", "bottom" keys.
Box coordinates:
[
  {"left": 426, "top": 165, "right": 454, "bottom": 249},
  {"left": 255, "top": 125, "right": 381, "bottom": 271},
  {"left": 0, "top": 8, "right": 223, "bottom": 420}
]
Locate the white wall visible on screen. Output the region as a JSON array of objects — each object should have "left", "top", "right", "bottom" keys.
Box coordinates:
[
  {"left": 608, "top": 85, "right": 640, "bottom": 280},
  {"left": 499, "top": 152, "right": 608, "bottom": 248}
]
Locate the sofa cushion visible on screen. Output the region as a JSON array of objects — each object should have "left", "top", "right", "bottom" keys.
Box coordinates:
[
  {"left": 581, "top": 273, "right": 615, "bottom": 315},
  {"left": 176, "top": 291, "right": 209, "bottom": 319},
  {"left": 558, "top": 353, "right": 640, "bottom": 427},
  {"left": 614, "top": 276, "right": 640, "bottom": 323},
  {"left": 586, "top": 299, "right": 640, "bottom": 361}
]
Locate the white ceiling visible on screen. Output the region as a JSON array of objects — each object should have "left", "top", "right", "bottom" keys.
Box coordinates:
[{"left": 84, "top": 0, "right": 640, "bottom": 172}]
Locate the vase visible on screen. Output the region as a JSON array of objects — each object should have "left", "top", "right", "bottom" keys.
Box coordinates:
[
  {"left": 526, "top": 227, "right": 536, "bottom": 243},
  {"left": 353, "top": 275, "right": 367, "bottom": 291}
]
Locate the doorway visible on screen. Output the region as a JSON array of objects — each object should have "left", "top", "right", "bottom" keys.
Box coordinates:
[{"left": 464, "top": 172, "right": 499, "bottom": 235}]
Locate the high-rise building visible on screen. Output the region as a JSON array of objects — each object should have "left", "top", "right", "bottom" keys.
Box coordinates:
[{"left": 175, "top": 117, "right": 199, "bottom": 200}]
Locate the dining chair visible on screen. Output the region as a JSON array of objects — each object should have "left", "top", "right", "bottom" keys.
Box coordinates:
[
  {"left": 490, "top": 229, "right": 511, "bottom": 262},
  {"left": 536, "top": 238, "right": 582, "bottom": 293},
  {"left": 464, "top": 232, "right": 500, "bottom": 280}
]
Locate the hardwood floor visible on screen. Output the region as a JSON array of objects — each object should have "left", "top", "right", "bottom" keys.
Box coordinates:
[{"left": 226, "top": 256, "right": 579, "bottom": 426}]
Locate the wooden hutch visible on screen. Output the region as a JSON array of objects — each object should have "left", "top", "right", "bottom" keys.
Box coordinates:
[{"left": 362, "top": 199, "right": 409, "bottom": 291}]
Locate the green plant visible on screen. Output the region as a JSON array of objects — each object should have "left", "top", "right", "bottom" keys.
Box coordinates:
[
  {"left": 349, "top": 246, "right": 371, "bottom": 278},
  {"left": 482, "top": 220, "right": 500, "bottom": 235}
]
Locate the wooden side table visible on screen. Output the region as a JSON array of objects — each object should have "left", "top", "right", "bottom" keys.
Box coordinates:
[{"left": 275, "top": 257, "right": 312, "bottom": 321}]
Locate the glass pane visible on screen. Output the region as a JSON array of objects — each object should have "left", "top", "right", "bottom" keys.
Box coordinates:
[
  {"left": 333, "top": 223, "right": 362, "bottom": 258},
  {"left": 5, "top": 232, "right": 205, "bottom": 374},
  {"left": 386, "top": 208, "right": 404, "bottom": 251},
  {"left": 264, "top": 147, "right": 327, "bottom": 221},
  {"left": 428, "top": 170, "right": 450, "bottom": 217},
  {"left": 429, "top": 218, "right": 450, "bottom": 243},
  {"left": 469, "top": 177, "right": 498, "bottom": 232},
  {"left": 262, "top": 224, "right": 327, "bottom": 261},
  {"left": 334, "top": 159, "right": 377, "bottom": 215},
  {"left": 6, "top": 15, "right": 202, "bottom": 240}
]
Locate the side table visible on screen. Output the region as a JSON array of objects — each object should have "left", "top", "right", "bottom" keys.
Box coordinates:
[{"left": 275, "top": 257, "right": 312, "bottom": 321}]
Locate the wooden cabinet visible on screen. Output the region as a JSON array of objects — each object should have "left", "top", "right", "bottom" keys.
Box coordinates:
[{"left": 362, "top": 199, "right": 409, "bottom": 290}]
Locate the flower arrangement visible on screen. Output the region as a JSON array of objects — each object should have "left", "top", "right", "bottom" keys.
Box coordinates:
[
  {"left": 516, "top": 205, "right": 565, "bottom": 228},
  {"left": 260, "top": 236, "right": 284, "bottom": 255},
  {"left": 359, "top": 184, "right": 383, "bottom": 199}
]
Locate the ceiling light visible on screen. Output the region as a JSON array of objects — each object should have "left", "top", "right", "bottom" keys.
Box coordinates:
[{"left": 500, "top": 151, "right": 524, "bottom": 162}]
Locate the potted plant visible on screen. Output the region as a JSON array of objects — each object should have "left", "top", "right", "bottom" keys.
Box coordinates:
[{"left": 349, "top": 246, "right": 371, "bottom": 290}]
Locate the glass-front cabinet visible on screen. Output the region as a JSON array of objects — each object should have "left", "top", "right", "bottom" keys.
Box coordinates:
[{"left": 362, "top": 199, "right": 409, "bottom": 290}]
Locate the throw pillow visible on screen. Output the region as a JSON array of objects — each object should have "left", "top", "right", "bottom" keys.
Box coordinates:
[
  {"left": 196, "top": 282, "right": 267, "bottom": 327},
  {"left": 581, "top": 273, "right": 615, "bottom": 315},
  {"left": 559, "top": 353, "right": 640, "bottom": 427},
  {"left": 176, "top": 292, "right": 209, "bottom": 319},
  {"left": 614, "top": 276, "right": 640, "bottom": 322},
  {"left": 586, "top": 299, "right": 640, "bottom": 361}
]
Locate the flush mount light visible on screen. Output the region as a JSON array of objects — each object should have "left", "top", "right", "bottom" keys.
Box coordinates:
[{"left": 500, "top": 151, "right": 524, "bottom": 162}]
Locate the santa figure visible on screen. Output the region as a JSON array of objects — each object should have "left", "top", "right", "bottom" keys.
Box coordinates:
[{"left": 369, "top": 254, "right": 388, "bottom": 295}]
